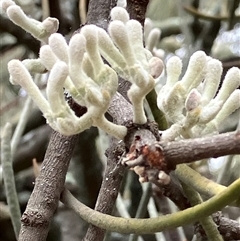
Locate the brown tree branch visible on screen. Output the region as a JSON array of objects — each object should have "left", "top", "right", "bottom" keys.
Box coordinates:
[
  {"left": 86, "top": 0, "right": 117, "bottom": 30},
  {"left": 123, "top": 131, "right": 240, "bottom": 173},
  {"left": 82, "top": 138, "right": 126, "bottom": 241},
  {"left": 195, "top": 211, "right": 240, "bottom": 241},
  {"left": 152, "top": 173, "right": 191, "bottom": 211},
  {"left": 126, "top": 0, "right": 149, "bottom": 26},
  {"left": 18, "top": 131, "right": 78, "bottom": 241},
  {"left": 81, "top": 0, "right": 150, "bottom": 239},
  {"left": 82, "top": 92, "right": 135, "bottom": 241},
  {"left": 162, "top": 131, "right": 240, "bottom": 170}
]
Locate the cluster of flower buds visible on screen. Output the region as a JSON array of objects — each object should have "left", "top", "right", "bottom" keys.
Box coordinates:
[
  {"left": 3, "top": 2, "right": 164, "bottom": 139},
  {"left": 1, "top": 0, "right": 58, "bottom": 43},
  {"left": 144, "top": 18, "right": 164, "bottom": 59},
  {"left": 157, "top": 51, "right": 240, "bottom": 140}
]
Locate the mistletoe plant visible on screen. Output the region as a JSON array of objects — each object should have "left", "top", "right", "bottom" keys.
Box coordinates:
[
  {"left": 3, "top": 1, "right": 163, "bottom": 140},
  {"left": 1, "top": 0, "right": 240, "bottom": 241}
]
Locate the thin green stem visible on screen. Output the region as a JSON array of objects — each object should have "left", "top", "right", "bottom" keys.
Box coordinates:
[
  {"left": 183, "top": 5, "right": 240, "bottom": 21},
  {"left": 146, "top": 89, "right": 168, "bottom": 130},
  {"left": 61, "top": 178, "right": 240, "bottom": 234},
  {"left": 175, "top": 164, "right": 226, "bottom": 197},
  {"left": 1, "top": 123, "right": 21, "bottom": 239},
  {"left": 181, "top": 182, "right": 224, "bottom": 241},
  {"left": 176, "top": 164, "right": 240, "bottom": 207},
  {"left": 11, "top": 96, "right": 33, "bottom": 155}
]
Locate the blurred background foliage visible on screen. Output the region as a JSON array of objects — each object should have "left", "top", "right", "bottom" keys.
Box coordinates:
[{"left": 0, "top": 0, "right": 239, "bottom": 240}]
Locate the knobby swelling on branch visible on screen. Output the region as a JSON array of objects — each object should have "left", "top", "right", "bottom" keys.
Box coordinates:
[
  {"left": 1, "top": 0, "right": 240, "bottom": 240},
  {"left": 122, "top": 131, "right": 240, "bottom": 181}
]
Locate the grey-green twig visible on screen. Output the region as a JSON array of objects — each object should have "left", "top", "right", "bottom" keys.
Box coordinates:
[
  {"left": 181, "top": 182, "right": 224, "bottom": 241},
  {"left": 1, "top": 123, "right": 21, "bottom": 239},
  {"left": 175, "top": 164, "right": 225, "bottom": 196},
  {"left": 61, "top": 178, "right": 240, "bottom": 234}
]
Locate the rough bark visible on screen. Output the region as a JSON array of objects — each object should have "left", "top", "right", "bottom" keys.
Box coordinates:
[
  {"left": 122, "top": 131, "right": 240, "bottom": 173},
  {"left": 87, "top": 0, "right": 117, "bottom": 30},
  {"left": 82, "top": 94, "right": 134, "bottom": 241},
  {"left": 126, "top": 0, "right": 149, "bottom": 26},
  {"left": 195, "top": 211, "right": 240, "bottom": 240},
  {"left": 81, "top": 1, "right": 133, "bottom": 239},
  {"left": 82, "top": 138, "right": 126, "bottom": 241},
  {"left": 162, "top": 131, "right": 240, "bottom": 171},
  {"left": 18, "top": 131, "right": 78, "bottom": 241}
]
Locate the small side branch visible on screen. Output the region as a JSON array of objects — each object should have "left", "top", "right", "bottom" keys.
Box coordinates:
[
  {"left": 1, "top": 123, "right": 21, "bottom": 239},
  {"left": 61, "top": 178, "right": 240, "bottom": 234},
  {"left": 123, "top": 131, "right": 240, "bottom": 172},
  {"left": 162, "top": 131, "right": 240, "bottom": 170}
]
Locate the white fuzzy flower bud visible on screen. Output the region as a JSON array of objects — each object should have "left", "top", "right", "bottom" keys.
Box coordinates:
[
  {"left": 7, "top": 5, "right": 36, "bottom": 31},
  {"left": 8, "top": 60, "right": 50, "bottom": 114},
  {"left": 46, "top": 61, "right": 68, "bottom": 113},
  {"left": 39, "top": 45, "right": 58, "bottom": 70},
  {"left": 201, "top": 59, "right": 222, "bottom": 104},
  {"left": 1, "top": 0, "right": 15, "bottom": 11},
  {"left": 22, "top": 59, "right": 46, "bottom": 73},
  {"left": 97, "top": 28, "right": 127, "bottom": 71},
  {"left": 5, "top": 5, "right": 58, "bottom": 43},
  {"left": 69, "top": 34, "right": 86, "bottom": 66},
  {"left": 109, "top": 20, "right": 136, "bottom": 66},
  {"left": 185, "top": 88, "right": 202, "bottom": 112},
  {"left": 214, "top": 89, "right": 240, "bottom": 127},
  {"left": 153, "top": 48, "right": 165, "bottom": 59},
  {"left": 42, "top": 18, "right": 59, "bottom": 35},
  {"left": 81, "top": 25, "right": 104, "bottom": 74},
  {"left": 215, "top": 67, "right": 240, "bottom": 102},
  {"left": 181, "top": 51, "right": 206, "bottom": 91},
  {"left": 199, "top": 100, "right": 223, "bottom": 123},
  {"left": 69, "top": 33, "right": 88, "bottom": 89},
  {"left": 146, "top": 28, "right": 161, "bottom": 52},
  {"left": 110, "top": 6, "right": 129, "bottom": 23},
  {"left": 163, "top": 82, "right": 186, "bottom": 123},
  {"left": 49, "top": 33, "right": 69, "bottom": 63},
  {"left": 144, "top": 18, "right": 153, "bottom": 39},
  {"left": 166, "top": 56, "right": 182, "bottom": 87},
  {"left": 117, "top": 0, "right": 127, "bottom": 8},
  {"left": 149, "top": 57, "right": 164, "bottom": 79},
  {"left": 126, "top": 20, "right": 146, "bottom": 64}
]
